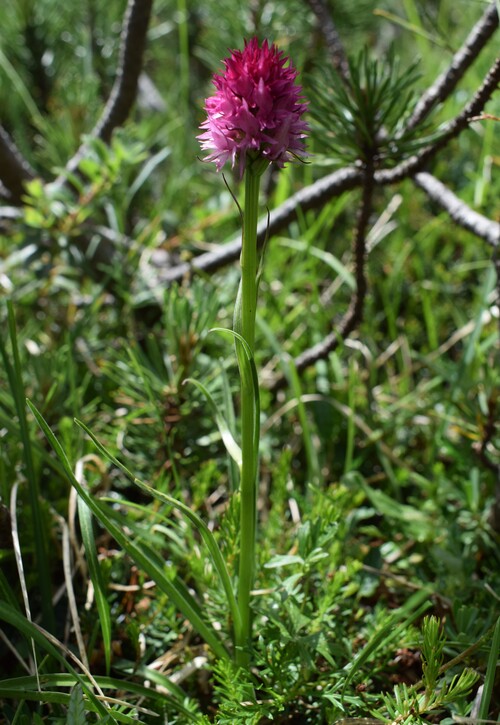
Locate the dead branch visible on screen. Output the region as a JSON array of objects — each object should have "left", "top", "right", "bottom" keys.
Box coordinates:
[
  {"left": 63, "top": 0, "right": 154, "bottom": 178},
  {"left": 0, "top": 126, "right": 35, "bottom": 204},
  {"left": 269, "top": 156, "right": 375, "bottom": 391},
  {"left": 156, "top": 133, "right": 500, "bottom": 288},
  {"left": 260, "top": 43, "right": 500, "bottom": 390},
  {"left": 156, "top": 166, "right": 362, "bottom": 285},
  {"left": 303, "top": 0, "right": 350, "bottom": 85},
  {"left": 158, "top": 27, "right": 500, "bottom": 288},
  {"left": 413, "top": 172, "right": 500, "bottom": 247},
  {"left": 405, "top": 2, "right": 499, "bottom": 131},
  {"left": 377, "top": 55, "right": 500, "bottom": 186}
]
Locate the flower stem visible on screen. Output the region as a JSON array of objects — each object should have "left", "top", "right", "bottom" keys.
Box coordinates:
[{"left": 235, "top": 163, "right": 261, "bottom": 667}]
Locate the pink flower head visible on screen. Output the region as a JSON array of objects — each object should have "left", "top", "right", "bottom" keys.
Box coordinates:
[{"left": 198, "top": 38, "right": 309, "bottom": 176}]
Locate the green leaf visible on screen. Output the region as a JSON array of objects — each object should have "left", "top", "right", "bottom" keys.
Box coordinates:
[
  {"left": 75, "top": 417, "right": 242, "bottom": 653},
  {"left": 264, "top": 554, "right": 304, "bottom": 569},
  {"left": 343, "top": 589, "right": 433, "bottom": 690},
  {"left": 184, "top": 376, "right": 242, "bottom": 467},
  {"left": 219, "top": 362, "right": 239, "bottom": 492},
  {"left": 27, "top": 401, "right": 230, "bottom": 662},
  {"left": 0, "top": 673, "right": 198, "bottom": 722},
  {"left": 278, "top": 238, "right": 356, "bottom": 291},
  {"left": 0, "top": 302, "right": 54, "bottom": 632},
  {"left": 358, "top": 479, "right": 434, "bottom": 542},
  {"left": 478, "top": 615, "right": 500, "bottom": 721},
  {"left": 67, "top": 684, "right": 86, "bottom": 725},
  {"left": 210, "top": 327, "right": 260, "bottom": 472},
  {"left": 0, "top": 567, "right": 21, "bottom": 611},
  {"left": 0, "top": 602, "right": 113, "bottom": 721},
  {"left": 125, "top": 146, "right": 171, "bottom": 204},
  {"left": 77, "top": 494, "right": 112, "bottom": 675}
]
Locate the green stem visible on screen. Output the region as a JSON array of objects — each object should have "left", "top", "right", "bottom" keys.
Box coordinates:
[
  {"left": 235, "top": 163, "right": 262, "bottom": 667},
  {"left": 240, "top": 168, "right": 260, "bottom": 351}
]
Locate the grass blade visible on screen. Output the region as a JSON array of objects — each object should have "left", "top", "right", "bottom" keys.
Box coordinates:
[
  {"left": 75, "top": 461, "right": 112, "bottom": 675},
  {"left": 257, "top": 316, "right": 321, "bottom": 485},
  {"left": 478, "top": 615, "right": 500, "bottom": 721},
  {"left": 0, "top": 301, "right": 54, "bottom": 632},
  {"left": 0, "top": 602, "right": 113, "bottom": 721},
  {"left": 26, "top": 400, "right": 230, "bottom": 662},
  {"left": 0, "top": 672, "right": 199, "bottom": 722},
  {"left": 184, "top": 376, "right": 242, "bottom": 468},
  {"left": 75, "top": 418, "right": 243, "bottom": 651},
  {"left": 125, "top": 147, "right": 171, "bottom": 204},
  {"left": 219, "top": 362, "right": 240, "bottom": 491},
  {"left": 10, "top": 481, "right": 39, "bottom": 687},
  {"left": 76, "top": 498, "right": 112, "bottom": 674},
  {"left": 210, "top": 327, "right": 260, "bottom": 472},
  {"left": 343, "top": 589, "right": 433, "bottom": 690}
]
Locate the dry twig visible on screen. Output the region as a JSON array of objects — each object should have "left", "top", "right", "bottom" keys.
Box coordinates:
[
  {"left": 304, "top": 0, "right": 350, "bottom": 84},
  {"left": 0, "top": 126, "right": 35, "bottom": 204},
  {"left": 62, "top": 0, "right": 154, "bottom": 179},
  {"left": 413, "top": 172, "right": 500, "bottom": 248},
  {"left": 405, "top": 1, "right": 499, "bottom": 130}
]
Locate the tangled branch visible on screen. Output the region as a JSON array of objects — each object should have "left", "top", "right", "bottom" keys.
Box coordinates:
[
  {"left": 304, "top": 0, "right": 350, "bottom": 84},
  {"left": 413, "top": 172, "right": 499, "bottom": 247},
  {"left": 61, "top": 0, "right": 154, "bottom": 181},
  {"left": 0, "top": 126, "right": 35, "bottom": 204},
  {"left": 406, "top": 1, "right": 499, "bottom": 130},
  {"left": 0, "top": 0, "right": 498, "bottom": 397},
  {"left": 272, "top": 156, "right": 375, "bottom": 390}
]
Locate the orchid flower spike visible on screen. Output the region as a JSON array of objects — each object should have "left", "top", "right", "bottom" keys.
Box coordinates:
[{"left": 198, "top": 38, "right": 309, "bottom": 177}]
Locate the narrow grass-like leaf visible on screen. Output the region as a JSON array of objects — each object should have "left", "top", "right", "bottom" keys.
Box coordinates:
[
  {"left": 0, "top": 48, "right": 47, "bottom": 130},
  {"left": 76, "top": 492, "right": 112, "bottom": 675},
  {"left": 284, "top": 356, "right": 321, "bottom": 486},
  {"left": 478, "top": 615, "right": 500, "bottom": 721},
  {"left": 210, "top": 327, "right": 260, "bottom": 470},
  {"left": 0, "top": 392, "right": 66, "bottom": 479},
  {"left": 0, "top": 673, "right": 197, "bottom": 721},
  {"left": 75, "top": 418, "right": 243, "bottom": 651},
  {"left": 220, "top": 363, "right": 240, "bottom": 491},
  {"left": 10, "top": 481, "right": 39, "bottom": 688},
  {"left": 0, "top": 568, "right": 20, "bottom": 611},
  {"left": 257, "top": 316, "right": 320, "bottom": 485},
  {"left": 0, "top": 685, "right": 147, "bottom": 723},
  {"left": 27, "top": 401, "right": 229, "bottom": 661},
  {"left": 0, "top": 302, "right": 54, "bottom": 632},
  {"left": 100, "top": 499, "right": 219, "bottom": 625},
  {"left": 184, "top": 377, "right": 242, "bottom": 467},
  {"left": 458, "top": 265, "right": 496, "bottom": 379},
  {"left": 344, "top": 360, "right": 356, "bottom": 474},
  {"left": 278, "top": 238, "right": 356, "bottom": 291},
  {"left": 125, "top": 147, "right": 171, "bottom": 204},
  {"left": 0, "top": 602, "right": 112, "bottom": 721},
  {"left": 359, "top": 479, "right": 434, "bottom": 541},
  {"left": 62, "top": 522, "right": 89, "bottom": 671},
  {"left": 343, "top": 589, "right": 433, "bottom": 690}
]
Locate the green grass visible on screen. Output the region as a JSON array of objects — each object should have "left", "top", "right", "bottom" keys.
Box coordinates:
[{"left": 0, "top": 0, "right": 499, "bottom": 722}]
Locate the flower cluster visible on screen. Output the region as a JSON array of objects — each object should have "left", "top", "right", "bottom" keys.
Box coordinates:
[{"left": 198, "top": 38, "right": 309, "bottom": 176}]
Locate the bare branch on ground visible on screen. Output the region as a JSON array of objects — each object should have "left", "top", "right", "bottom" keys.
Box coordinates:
[
  {"left": 405, "top": 2, "right": 499, "bottom": 131},
  {"left": 414, "top": 172, "right": 500, "bottom": 247},
  {"left": 377, "top": 55, "right": 500, "bottom": 185},
  {"left": 303, "top": 0, "right": 350, "bottom": 84},
  {"left": 62, "top": 0, "right": 154, "bottom": 179},
  {"left": 156, "top": 167, "right": 362, "bottom": 284},
  {"left": 269, "top": 157, "right": 375, "bottom": 391},
  {"left": 0, "top": 126, "right": 35, "bottom": 204}
]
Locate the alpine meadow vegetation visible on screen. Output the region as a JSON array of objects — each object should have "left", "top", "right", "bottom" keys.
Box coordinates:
[{"left": 0, "top": 1, "right": 499, "bottom": 723}]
